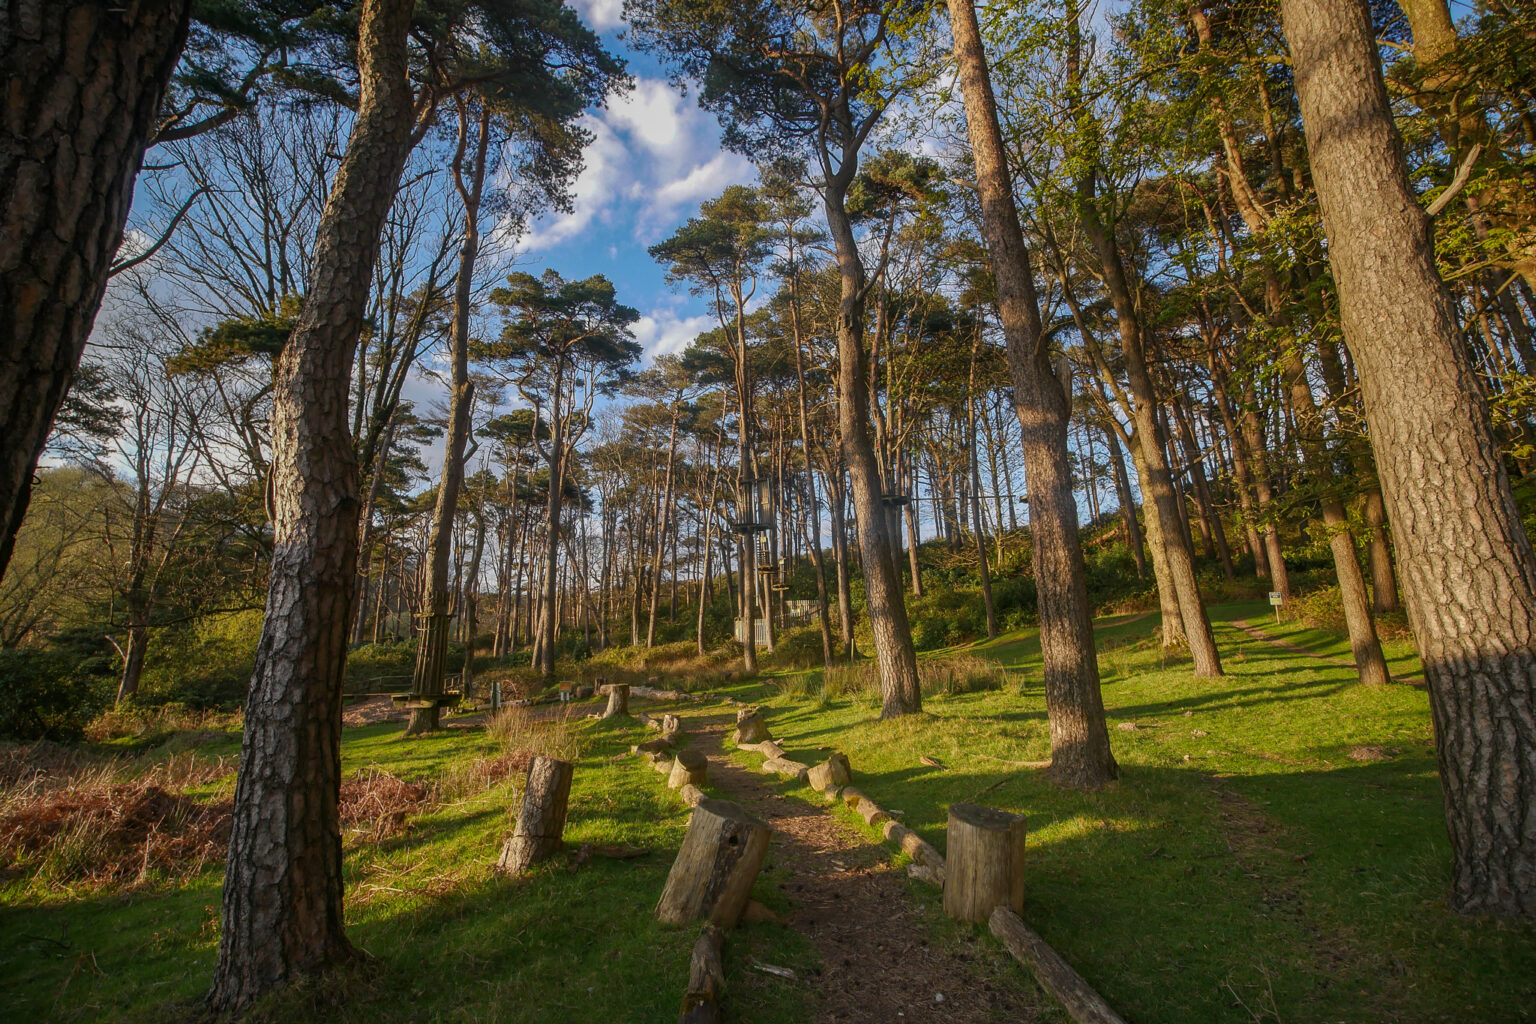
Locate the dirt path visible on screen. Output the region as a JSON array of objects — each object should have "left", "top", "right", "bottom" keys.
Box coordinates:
[
  {"left": 1230, "top": 619, "right": 1424, "bottom": 687},
  {"left": 687, "top": 712, "right": 1039, "bottom": 1023}
]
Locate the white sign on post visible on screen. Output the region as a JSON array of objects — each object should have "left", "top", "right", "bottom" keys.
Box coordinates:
[{"left": 1268, "top": 591, "right": 1283, "bottom": 624}]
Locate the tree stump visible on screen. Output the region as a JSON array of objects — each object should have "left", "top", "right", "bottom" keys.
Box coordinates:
[
  {"left": 657, "top": 798, "right": 771, "bottom": 927},
  {"left": 807, "top": 753, "right": 852, "bottom": 793},
  {"left": 943, "top": 802, "right": 1026, "bottom": 923},
  {"left": 604, "top": 682, "right": 630, "bottom": 718},
  {"left": 497, "top": 756, "right": 574, "bottom": 874},
  {"left": 669, "top": 749, "right": 709, "bottom": 789},
  {"left": 679, "top": 923, "right": 726, "bottom": 1024},
  {"left": 732, "top": 709, "right": 769, "bottom": 745},
  {"left": 575, "top": 684, "right": 594, "bottom": 699}
]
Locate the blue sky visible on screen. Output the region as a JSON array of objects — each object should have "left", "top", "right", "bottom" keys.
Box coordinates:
[{"left": 512, "top": 1, "right": 755, "bottom": 362}]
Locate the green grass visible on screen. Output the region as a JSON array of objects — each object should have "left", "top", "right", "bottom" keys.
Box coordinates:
[
  {"left": 0, "top": 712, "right": 813, "bottom": 1024},
  {"left": 715, "top": 601, "right": 1536, "bottom": 1024},
  {"left": 5, "top": 600, "right": 1534, "bottom": 1023}
]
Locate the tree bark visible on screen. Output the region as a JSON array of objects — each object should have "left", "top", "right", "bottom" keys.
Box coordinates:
[
  {"left": 409, "top": 102, "right": 488, "bottom": 734},
  {"left": 1282, "top": 0, "right": 1536, "bottom": 917},
  {"left": 209, "top": 0, "right": 417, "bottom": 1010},
  {"left": 656, "top": 798, "right": 771, "bottom": 927},
  {"left": 824, "top": 187, "right": 919, "bottom": 714},
  {"left": 0, "top": 0, "right": 191, "bottom": 583},
  {"left": 942, "top": 802, "right": 1026, "bottom": 924},
  {"left": 948, "top": 0, "right": 1115, "bottom": 783},
  {"left": 498, "top": 755, "right": 573, "bottom": 874}
]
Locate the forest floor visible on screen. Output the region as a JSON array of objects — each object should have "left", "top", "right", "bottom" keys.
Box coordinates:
[
  {"left": 2, "top": 600, "right": 1534, "bottom": 1023},
  {"left": 684, "top": 711, "right": 1044, "bottom": 1022}
]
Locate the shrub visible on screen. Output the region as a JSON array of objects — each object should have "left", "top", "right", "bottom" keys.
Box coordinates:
[{"left": 0, "top": 643, "right": 114, "bottom": 741}]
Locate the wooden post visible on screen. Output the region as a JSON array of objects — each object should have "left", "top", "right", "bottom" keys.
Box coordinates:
[
  {"left": 669, "top": 749, "right": 709, "bottom": 789},
  {"left": 657, "top": 798, "right": 771, "bottom": 927},
  {"left": 989, "top": 907, "right": 1126, "bottom": 1024},
  {"left": 679, "top": 924, "right": 726, "bottom": 1024},
  {"left": 732, "top": 708, "right": 769, "bottom": 745},
  {"left": 604, "top": 682, "right": 630, "bottom": 718},
  {"left": 497, "top": 756, "right": 574, "bottom": 873},
  {"left": 943, "top": 802, "right": 1026, "bottom": 923}
]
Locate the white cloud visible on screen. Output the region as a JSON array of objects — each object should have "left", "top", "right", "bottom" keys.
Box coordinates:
[
  {"left": 571, "top": 0, "right": 624, "bottom": 30},
  {"left": 632, "top": 309, "right": 715, "bottom": 361},
  {"left": 515, "top": 76, "right": 754, "bottom": 256}
]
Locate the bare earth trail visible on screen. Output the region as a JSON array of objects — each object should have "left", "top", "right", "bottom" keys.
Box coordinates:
[{"left": 680, "top": 709, "right": 1041, "bottom": 1024}]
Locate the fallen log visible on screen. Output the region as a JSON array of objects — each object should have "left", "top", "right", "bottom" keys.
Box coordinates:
[
  {"left": 679, "top": 783, "right": 706, "bottom": 808},
  {"left": 657, "top": 798, "right": 772, "bottom": 927},
  {"left": 679, "top": 924, "right": 726, "bottom": 1024},
  {"left": 944, "top": 802, "right": 1026, "bottom": 923},
  {"left": 760, "top": 756, "right": 810, "bottom": 783},
  {"left": 636, "top": 736, "right": 675, "bottom": 755},
  {"left": 634, "top": 684, "right": 698, "bottom": 702},
  {"left": 882, "top": 820, "right": 945, "bottom": 871},
  {"left": 989, "top": 906, "right": 1127, "bottom": 1024},
  {"left": 497, "top": 756, "right": 573, "bottom": 873}
]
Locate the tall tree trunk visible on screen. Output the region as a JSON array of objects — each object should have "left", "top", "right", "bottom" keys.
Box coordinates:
[
  {"left": 1171, "top": 398, "right": 1235, "bottom": 579},
  {"left": 647, "top": 401, "right": 680, "bottom": 647},
  {"left": 949, "top": 0, "right": 1115, "bottom": 783},
  {"left": 408, "top": 102, "right": 488, "bottom": 735},
  {"left": 828, "top": 470, "right": 857, "bottom": 660},
  {"left": 210, "top": 0, "right": 416, "bottom": 1009},
  {"left": 1104, "top": 425, "right": 1146, "bottom": 577},
  {"left": 1282, "top": 0, "right": 1536, "bottom": 917},
  {"left": 824, "top": 185, "right": 920, "bottom": 716},
  {"left": 0, "top": 0, "right": 191, "bottom": 582}
]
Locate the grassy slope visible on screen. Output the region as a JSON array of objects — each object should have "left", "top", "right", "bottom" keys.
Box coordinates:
[
  {"left": 0, "top": 719, "right": 812, "bottom": 1024},
  {"left": 5, "top": 601, "right": 1534, "bottom": 1023},
  {"left": 718, "top": 601, "right": 1536, "bottom": 1024}
]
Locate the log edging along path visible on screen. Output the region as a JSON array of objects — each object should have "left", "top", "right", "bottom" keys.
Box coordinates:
[{"left": 619, "top": 690, "right": 1123, "bottom": 1024}]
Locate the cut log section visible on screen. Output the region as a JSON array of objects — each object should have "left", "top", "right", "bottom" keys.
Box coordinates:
[
  {"left": 883, "top": 820, "right": 945, "bottom": 873},
  {"left": 497, "top": 756, "right": 574, "bottom": 874},
  {"left": 679, "top": 783, "right": 706, "bottom": 808},
  {"left": 989, "top": 907, "right": 1126, "bottom": 1024},
  {"left": 679, "top": 923, "right": 726, "bottom": 1024},
  {"left": 807, "top": 753, "right": 852, "bottom": 793},
  {"left": 604, "top": 683, "right": 631, "bottom": 718},
  {"left": 657, "top": 798, "right": 772, "bottom": 928},
  {"left": 760, "top": 756, "right": 810, "bottom": 783},
  {"left": 669, "top": 749, "right": 709, "bottom": 789},
  {"left": 653, "top": 757, "right": 675, "bottom": 776},
  {"left": 732, "top": 709, "right": 770, "bottom": 746},
  {"left": 943, "top": 802, "right": 1026, "bottom": 923}
]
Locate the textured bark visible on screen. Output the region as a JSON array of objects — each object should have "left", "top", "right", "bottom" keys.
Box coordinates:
[
  {"left": 656, "top": 798, "right": 771, "bottom": 928},
  {"left": 948, "top": 0, "right": 1114, "bottom": 784},
  {"left": 1279, "top": 347, "right": 1390, "bottom": 687},
  {"left": 942, "top": 802, "right": 1026, "bottom": 924},
  {"left": 497, "top": 755, "right": 573, "bottom": 873},
  {"left": 1282, "top": 0, "right": 1536, "bottom": 917},
  {"left": 1079, "top": 204, "right": 1220, "bottom": 676},
  {"left": 0, "top": 0, "right": 191, "bottom": 582},
  {"left": 678, "top": 924, "right": 726, "bottom": 1024},
  {"left": 409, "top": 104, "right": 488, "bottom": 735},
  {"left": 823, "top": 189, "right": 920, "bottom": 715},
  {"left": 209, "top": 0, "right": 418, "bottom": 1010}
]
